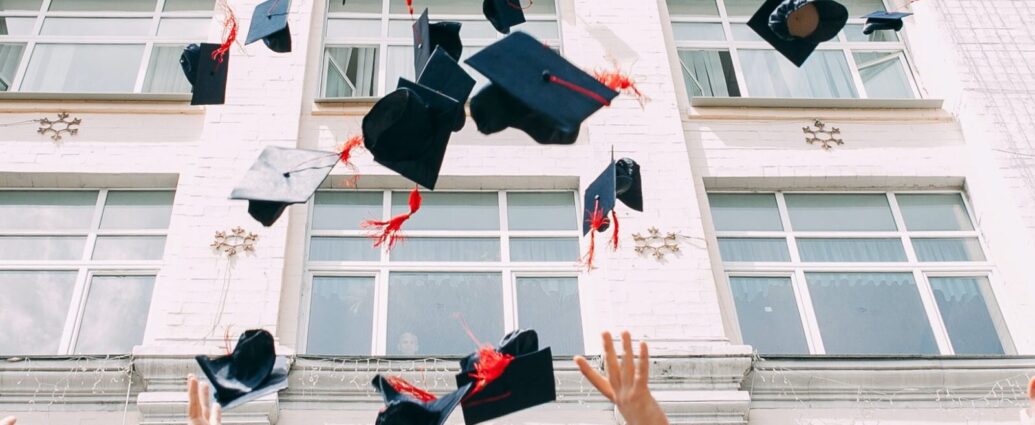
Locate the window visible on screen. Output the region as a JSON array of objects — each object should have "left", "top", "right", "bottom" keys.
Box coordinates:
[
  {"left": 668, "top": 0, "right": 919, "bottom": 99},
  {"left": 303, "top": 190, "right": 584, "bottom": 356},
  {"left": 711, "top": 192, "right": 1009, "bottom": 355},
  {"left": 0, "top": 0, "right": 214, "bottom": 93},
  {"left": 321, "top": 0, "right": 561, "bottom": 98},
  {"left": 0, "top": 190, "right": 173, "bottom": 355}
]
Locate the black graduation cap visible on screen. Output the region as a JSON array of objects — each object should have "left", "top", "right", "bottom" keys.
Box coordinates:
[
  {"left": 245, "top": 0, "right": 292, "bottom": 53},
  {"left": 466, "top": 32, "right": 618, "bottom": 145},
  {"left": 862, "top": 11, "right": 912, "bottom": 34},
  {"left": 483, "top": 0, "right": 526, "bottom": 34},
  {"left": 748, "top": 0, "right": 848, "bottom": 67},
  {"left": 195, "top": 329, "right": 289, "bottom": 410},
  {"left": 413, "top": 8, "right": 463, "bottom": 77},
  {"left": 362, "top": 79, "right": 458, "bottom": 190},
  {"left": 372, "top": 375, "right": 472, "bottom": 425},
  {"left": 230, "top": 146, "right": 339, "bottom": 227},
  {"left": 454, "top": 330, "right": 555, "bottom": 425},
  {"left": 418, "top": 47, "right": 476, "bottom": 132},
  {"left": 583, "top": 158, "right": 643, "bottom": 235},
  {"left": 180, "top": 43, "right": 229, "bottom": 105}
]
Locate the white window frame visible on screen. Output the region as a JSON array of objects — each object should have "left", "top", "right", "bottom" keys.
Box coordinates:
[
  {"left": 0, "top": 0, "right": 213, "bottom": 93},
  {"left": 0, "top": 188, "right": 171, "bottom": 354},
  {"left": 715, "top": 190, "right": 1013, "bottom": 355},
  {"left": 319, "top": 0, "right": 563, "bottom": 99},
  {"left": 668, "top": 0, "right": 923, "bottom": 99},
  {"left": 298, "top": 189, "right": 586, "bottom": 356}
]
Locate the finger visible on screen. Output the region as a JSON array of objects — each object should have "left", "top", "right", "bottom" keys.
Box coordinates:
[
  {"left": 635, "top": 341, "right": 650, "bottom": 389},
  {"left": 574, "top": 356, "right": 615, "bottom": 402},
  {"left": 1, "top": 416, "right": 16, "bottom": 425},
  {"left": 602, "top": 332, "right": 622, "bottom": 390},
  {"left": 210, "top": 402, "right": 222, "bottom": 425},
  {"left": 200, "top": 382, "right": 211, "bottom": 420},
  {"left": 187, "top": 375, "right": 202, "bottom": 420},
  {"left": 620, "top": 331, "right": 635, "bottom": 387}
]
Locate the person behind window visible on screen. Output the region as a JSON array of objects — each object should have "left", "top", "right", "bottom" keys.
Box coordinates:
[{"left": 396, "top": 331, "right": 420, "bottom": 356}]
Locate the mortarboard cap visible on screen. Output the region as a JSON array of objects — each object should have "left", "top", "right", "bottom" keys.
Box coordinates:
[
  {"left": 413, "top": 9, "right": 463, "bottom": 76},
  {"left": 483, "top": 0, "right": 526, "bottom": 34},
  {"left": 748, "top": 0, "right": 848, "bottom": 67},
  {"left": 195, "top": 329, "right": 290, "bottom": 410},
  {"left": 372, "top": 375, "right": 472, "bottom": 425},
  {"left": 363, "top": 79, "right": 458, "bottom": 190},
  {"left": 615, "top": 157, "right": 643, "bottom": 212},
  {"left": 417, "top": 47, "right": 476, "bottom": 132},
  {"left": 455, "top": 330, "right": 555, "bottom": 424},
  {"left": 181, "top": 43, "right": 229, "bottom": 105},
  {"left": 245, "top": 0, "right": 292, "bottom": 53},
  {"left": 466, "top": 32, "right": 618, "bottom": 145},
  {"left": 861, "top": 10, "right": 911, "bottom": 34},
  {"left": 583, "top": 158, "right": 644, "bottom": 235},
  {"left": 230, "top": 146, "right": 339, "bottom": 227}
]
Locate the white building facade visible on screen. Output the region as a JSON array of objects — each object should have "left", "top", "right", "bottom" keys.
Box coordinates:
[{"left": 0, "top": 0, "right": 1032, "bottom": 424}]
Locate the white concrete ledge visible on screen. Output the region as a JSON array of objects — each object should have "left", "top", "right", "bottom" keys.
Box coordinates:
[
  {"left": 0, "top": 92, "right": 192, "bottom": 102},
  {"left": 691, "top": 97, "right": 945, "bottom": 109}
]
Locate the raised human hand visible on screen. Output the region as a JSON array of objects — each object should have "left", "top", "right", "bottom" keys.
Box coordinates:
[
  {"left": 187, "top": 374, "right": 222, "bottom": 425},
  {"left": 574, "top": 331, "right": 668, "bottom": 425},
  {"left": 1, "top": 416, "right": 15, "bottom": 425}
]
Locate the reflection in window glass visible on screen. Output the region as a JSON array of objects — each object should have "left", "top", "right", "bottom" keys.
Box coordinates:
[
  {"left": 0, "top": 0, "right": 43, "bottom": 11},
  {"left": 328, "top": 0, "right": 381, "bottom": 13},
  {"left": 844, "top": 24, "right": 898, "bottom": 42},
  {"left": 0, "top": 44, "right": 24, "bottom": 91},
  {"left": 896, "top": 194, "right": 975, "bottom": 231},
  {"left": 0, "top": 236, "right": 86, "bottom": 261},
  {"left": 387, "top": 272, "right": 503, "bottom": 355},
  {"left": 739, "top": 50, "right": 857, "bottom": 98},
  {"left": 0, "top": 18, "right": 35, "bottom": 35},
  {"left": 74, "top": 275, "right": 155, "bottom": 354},
  {"left": 507, "top": 192, "right": 577, "bottom": 231},
  {"left": 157, "top": 18, "right": 210, "bottom": 38},
  {"left": 807, "top": 272, "right": 938, "bottom": 354},
  {"left": 92, "top": 236, "right": 167, "bottom": 261},
  {"left": 730, "top": 277, "right": 809, "bottom": 354},
  {"left": 307, "top": 276, "right": 375, "bottom": 355},
  {"left": 912, "top": 238, "right": 986, "bottom": 262},
  {"left": 718, "top": 238, "right": 790, "bottom": 262},
  {"left": 22, "top": 44, "right": 145, "bottom": 93},
  {"left": 785, "top": 194, "right": 896, "bottom": 231},
  {"left": 389, "top": 238, "right": 501, "bottom": 262},
  {"left": 324, "top": 46, "right": 379, "bottom": 98},
  {"left": 510, "top": 238, "right": 579, "bottom": 262},
  {"left": 144, "top": 45, "right": 192, "bottom": 93},
  {"left": 854, "top": 51, "right": 914, "bottom": 99},
  {"left": 666, "top": 0, "right": 718, "bottom": 16},
  {"left": 49, "top": 0, "right": 156, "bottom": 11},
  {"left": 309, "top": 237, "right": 380, "bottom": 261},
  {"left": 929, "top": 277, "right": 1005, "bottom": 355},
  {"left": 101, "top": 191, "right": 174, "bottom": 229},
  {"left": 0, "top": 191, "right": 97, "bottom": 230},
  {"left": 708, "top": 194, "right": 782, "bottom": 231},
  {"left": 312, "top": 192, "right": 383, "bottom": 230},
  {"left": 393, "top": 192, "right": 499, "bottom": 231},
  {"left": 163, "top": 0, "right": 215, "bottom": 11},
  {"left": 671, "top": 23, "right": 725, "bottom": 41},
  {"left": 517, "top": 277, "right": 583, "bottom": 355},
  {"left": 384, "top": 45, "right": 414, "bottom": 92},
  {"left": 40, "top": 18, "right": 152, "bottom": 36},
  {"left": 678, "top": 50, "right": 740, "bottom": 97},
  {"left": 797, "top": 238, "right": 907, "bottom": 262},
  {"left": 0, "top": 271, "right": 76, "bottom": 355}
]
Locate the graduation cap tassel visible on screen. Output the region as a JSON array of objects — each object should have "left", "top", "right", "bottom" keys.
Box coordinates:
[
  {"left": 362, "top": 186, "right": 421, "bottom": 250},
  {"left": 593, "top": 68, "right": 649, "bottom": 107},
  {"left": 406, "top": 0, "right": 414, "bottom": 15},
  {"left": 386, "top": 376, "right": 438, "bottom": 403},
  {"left": 212, "top": 1, "right": 239, "bottom": 64},
  {"left": 610, "top": 210, "right": 619, "bottom": 250},
  {"left": 453, "top": 313, "right": 515, "bottom": 400},
  {"left": 580, "top": 199, "right": 608, "bottom": 269}
]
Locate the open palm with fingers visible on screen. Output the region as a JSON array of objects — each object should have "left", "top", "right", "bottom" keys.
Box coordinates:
[
  {"left": 187, "top": 374, "right": 222, "bottom": 425},
  {"left": 1, "top": 416, "right": 15, "bottom": 425},
  {"left": 574, "top": 331, "right": 669, "bottom": 425}
]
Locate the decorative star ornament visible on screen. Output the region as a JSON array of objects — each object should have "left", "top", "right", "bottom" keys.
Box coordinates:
[
  {"left": 803, "top": 120, "right": 843, "bottom": 150},
  {"left": 37, "top": 112, "right": 82, "bottom": 142},
  {"left": 211, "top": 226, "right": 258, "bottom": 256},
  {"left": 632, "top": 227, "right": 682, "bottom": 260}
]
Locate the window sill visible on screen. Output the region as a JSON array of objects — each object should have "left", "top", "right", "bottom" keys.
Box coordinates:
[
  {"left": 0, "top": 92, "right": 199, "bottom": 114},
  {"left": 688, "top": 97, "right": 950, "bottom": 121},
  {"left": 313, "top": 97, "right": 379, "bottom": 116},
  {"left": 691, "top": 96, "right": 944, "bottom": 109}
]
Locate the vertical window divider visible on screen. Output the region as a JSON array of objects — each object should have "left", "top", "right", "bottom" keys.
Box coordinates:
[
  {"left": 713, "top": 0, "right": 749, "bottom": 97},
  {"left": 842, "top": 45, "right": 869, "bottom": 99},
  {"left": 778, "top": 193, "right": 825, "bottom": 354},
  {"left": 499, "top": 191, "right": 516, "bottom": 332},
  {"left": 913, "top": 269, "right": 954, "bottom": 354},
  {"left": 887, "top": 193, "right": 919, "bottom": 264},
  {"left": 374, "top": 189, "right": 392, "bottom": 355},
  {"left": 57, "top": 268, "right": 90, "bottom": 354}
]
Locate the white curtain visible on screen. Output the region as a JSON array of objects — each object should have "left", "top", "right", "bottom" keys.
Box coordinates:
[
  {"left": 307, "top": 276, "right": 376, "bottom": 355},
  {"left": 912, "top": 238, "right": 985, "bottom": 262},
  {"left": 325, "top": 46, "right": 378, "bottom": 97},
  {"left": 389, "top": 237, "right": 501, "bottom": 262},
  {"left": 74, "top": 276, "right": 155, "bottom": 354},
  {"left": 718, "top": 238, "right": 790, "bottom": 262},
  {"left": 678, "top": 49, "right": 738, "bottom": 97},
  {"left": 391, "top": 192, "right": 499, "bottom": 231},
  {"left": 729, "top": 276, "right": 809, "bottom": 354},
  {"left": 384, "top": 45, "right": 414, "bottom": 92},
  {"left": 21, "top": 44, "right": 144, "bottom": 92},
  {"left": 144, "top": 45, "right": 191, "bottom": 93},
  {"left": 928, "top": 276, "right": 1003, "bottom": 354},
  {"left": 0, "top": 271, "right": 77, "bottom": 356},
  {"left": 510, "top": 238, "right": 579, "bottom": 262},
  {"left": 0, "top": 43, "right": 25, "bottom": 91},
  {"left": 386, "top": 272, "right": 503, "bottom": 356},
  {"left": 739, "top": 50, "right": 857, "bottom": 98},
  {"left": 516, "top": 277, "right": 583, "bottom": 355},
  {"left": 796, "top": 238, "right": 906, "bottom": 262}
]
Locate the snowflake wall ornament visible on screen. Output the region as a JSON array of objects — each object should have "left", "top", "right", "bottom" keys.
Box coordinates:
[
  {"left": 37, "top": 112, "right": 82, "bottom": 141},
  {"left": 211, "top": 227, "right": 258, "bottom": 256},
  {"left": 803, "top": 120, "right": 843, "bottom": 150},
  {"left": 632, "top": 227, "right": 682, "bottom": 260}
]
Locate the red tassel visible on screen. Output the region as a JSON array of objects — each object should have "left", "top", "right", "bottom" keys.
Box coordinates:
[
  {"left": 211, "top": 1, "right": 238, "bottom": 64},
  {"left": 386, "top": 376, "right": 438, "bottom": 403},
  {"left": 593, "top": 67, "right": 649, "bottom": 107},
  {"left": 362, "top": 187, "right": 421, "bottom": 250},
  {"left": 580, "top": 200, "right": 608, "bottom": 270},
  {"left": 337, "top": 135, "right": 364, "bottom": 188},
  {"left": 610, "top": 210, "right": 619, "bottom": 250},
  {"left": 406, "top": 0, "right": 414, "bottom": 15},
  {"left": 464, "top": 346, "right": 515, "bottom": 399}
]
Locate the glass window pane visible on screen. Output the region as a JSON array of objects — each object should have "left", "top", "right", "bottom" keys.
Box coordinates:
[
  {"left": 896, "top": 194, "right": 974, "bottom": 231},
  {"left": 718, "top": 238, "right": 790, "bottom": 262},
  {"left": 0, "top": 191, "right": 97, "bottom": 230},
  {"left": 507, "top": 192, "right": 577, "bottom": 231},
  {"left": 785, "top": 194, "right": 897, "bottom": 231},
  {"left": 163, "top": 0, "right": 215, "bottom": 11},
  {"left": 309, "top": 237, "right": 380, "bottom": 261},
  {"left": 666, "top": 0, "right": 718, "bottom": 16},
  {"left": 0, "top": 0, "right": 42, "bottom": 11},
  {"left": 387, "top": 19, "right": 500, "bottom": 40},
  {"left": 389, "top": 238, "right": 501, "bottom": 262},
  {"left": 729, "top": 276, "right": 809, "bottom": 354},
  {"left": 844, "top": 24, "right": 899, "bottom": 42},
  {"left": 520, "top": 21, "right": 559, "bottom": 40},
  {"left": 22, "top": 44, "right": 144, "bottom": 93},
  {"left": 100, "top": 191, "right": 174, "bottom": 229},
  {"left": 806, "top": 272, "right": 938, "bottom": 354},
  {"left": 49, "top": 0, "right": 156, "bottom": 11},
  {"left": 678, "top": 49, "right": 740, "bottom": 97},
  {"left": 510, "top": 238, "right": 579, "bottom": 262},
  {"left": 833, "top": 0, "right": 886, "bottom": 16},
  {"left": 0, "top": 236, "right": 85, "bottom": 260},
  {"left": 144, "top": 44, "right": 192, "bottom": 93},
  {"left": 796, "top": 238, "right": 907, "bottom": 262},
  {"left": 307, "top": 276, "right": 375, "bottom": 355},
  {"left": 721, "top": 0, "right": 764, "bottom": 16},
  {"left": 312, "top": 192, "right": 383, "bottom": 230},
  {"left": 912, "top": 238, "right": 986, "bottom": 262},
  {"left": 730, "top": 24, "right": 763, "bottom": 41},
  {"left": 854, "top": 52, "right": 914, "bottom": 99},
  {"left": 40, "top": 18, "right": 152, "bottom": 36},
  {"left": 328, "top": 0, "right": 381, "bottom": 13},
  {"left": 157, "top": 18, "right": 210, "bottom": 38},
  {"left": 384, "top": 44, "right": 414, "bottom": 92},
  {"left": 92, "top": 236, "right": 166, "bottom": 261},
  {"left": 739, "top": 50, "right": 858, "bottom": 98},
  {"left": 0, "top": 18, "right": 36, "bottom": 36},
  {"left": 724, "top": 0, "right": 882, "bottom": 16},
  {"left": 516, "top": 277, "right": 583, "bottom": 355},
  {"left": 708, "top": 194, "right": 782, "bottom": 231},
  {"left": 672, "top": 23, "right": 726, "bottom": 41},
  {"left": 390, "top": 0, "right": 481, "bottom": 14},
  {"left": 0, "top": 271, "right": 76, "bottom": 355},
  {"left": 392, "top": 192, "right": 499, "bottom": 230},
  {"left": 928, "top": 277, "right": 1005, "bottom": 355},
  {"left": 387, "top": 272, "right": 503, "bottom": 355},
  {"left": 74, "top": 275, "right": 155, "bottom": 354},
  {"left": 323, "top": 46, "right": 379, "bottom": 97},
  {"left": 0, "top": 43, "right": 25, "bottom": 91},
  {"left": 326, "top": 18, "right": 382, "bottom": 38}
]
